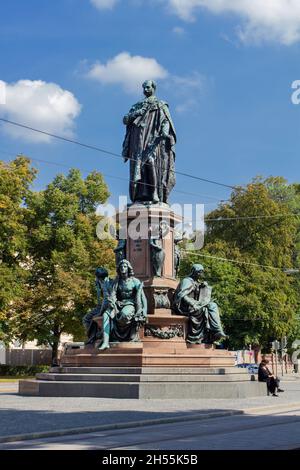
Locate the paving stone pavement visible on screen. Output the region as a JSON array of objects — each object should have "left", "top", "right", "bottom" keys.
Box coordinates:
[
  {"left": 1, "top": 407, "right": 300, "bottom": 450},
  {"left": 0, "top": 382, "right": 18, "bottom": 392},
  {"left": 0, "top": 377, "right": 299, "bottom": 440}
]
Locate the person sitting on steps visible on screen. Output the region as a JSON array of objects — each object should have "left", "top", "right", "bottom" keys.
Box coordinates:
[{"left": 258, "top": 359, "right": 284, "bottom": 396}]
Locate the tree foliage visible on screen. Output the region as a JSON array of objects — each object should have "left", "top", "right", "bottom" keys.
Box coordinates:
[
  {"left": 182, "top": 179, "right": 300, "bottom": 350},
  {"left": 2, "top": 157, "right": 300, "bottom": 355},
  {"left": 9, "top": 166, "right": 115, "bottom": 360},
  {"left": 0, "top": 156, "right": 36, "bottom": 343}
]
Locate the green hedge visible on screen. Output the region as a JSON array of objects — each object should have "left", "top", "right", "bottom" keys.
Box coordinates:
[{"left": 0, "top": 365, "right": 50, "bottom": 377}]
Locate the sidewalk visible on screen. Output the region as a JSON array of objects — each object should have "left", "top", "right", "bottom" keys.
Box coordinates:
[
  {"left": 0, "top": 382, "right": 18, "bottom": 393},
  {"left": 0, "top": 377, "right": 299, "bottom": 443},
  {"left": 279, "top": 373, "right": 300, "bottom": 381}
]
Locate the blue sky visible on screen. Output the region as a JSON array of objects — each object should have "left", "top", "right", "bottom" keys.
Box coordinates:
[{"left": 1, "top": 0, "right": 300, "bottom": 210}]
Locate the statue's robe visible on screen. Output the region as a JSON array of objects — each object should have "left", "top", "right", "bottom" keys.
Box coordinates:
[
  {"left": 173, "top": 277, "right": 225, "bottom": 344},
  {"left": 122, "top": 96, "right": 176, "bottom": 204},
  {"left": 105, "top": 276, "right": 148, "bottom": 342},
  {"left": 82, "top": 277, "right": 111, "bottom": 345}
]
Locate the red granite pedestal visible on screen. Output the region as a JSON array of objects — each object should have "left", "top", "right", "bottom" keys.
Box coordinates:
[{"left": 19, "top": 204, "right": 266, "bottom": 397}]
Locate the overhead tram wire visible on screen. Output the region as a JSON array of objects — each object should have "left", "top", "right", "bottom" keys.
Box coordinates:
[
  {"left": 205, "top": 213, "right": 300, "bottom": 222},
  {"left": 0, "top": 149, "right": 225, "bottom": 204},
  {"left": 181, "top": 251, "right": 298, "bottom": 303},
  {"left": 0, "top": 128, "right": 297, "bottom": 311},
  {"left": 1, "top": 151, "right": 296, "bottom": 273},
  {"left": 182, "top": 250, "right": 286, "bottom": 271},
  {"left": 0, "top": 117, "right": 236, "bottom": 191},
  {"left": 2, "top": 150, "right": 300, "bottom": 220},
  {"left": 2, "top": 149, "right": 300, "bottom": 222}
]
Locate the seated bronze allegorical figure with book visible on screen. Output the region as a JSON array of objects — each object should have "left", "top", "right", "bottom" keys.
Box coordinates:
[{"left": 173, "top": 264, "right": 227, "bottom": 344}]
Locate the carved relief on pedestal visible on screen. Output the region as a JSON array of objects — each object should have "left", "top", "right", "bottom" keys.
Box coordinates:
[
  {"left": 144, "top": 324, "right": 184, "bottom": 340},
  {"left": 153, "top": 288, "right": 171, "bottom": 309}
]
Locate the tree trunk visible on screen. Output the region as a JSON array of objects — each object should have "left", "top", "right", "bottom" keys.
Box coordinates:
[
  {"left": 51, "top": 329, "right": 61, "bottom": 366},
  {"left": 254, "top": 344, "right": 261, "bottom": 364}
]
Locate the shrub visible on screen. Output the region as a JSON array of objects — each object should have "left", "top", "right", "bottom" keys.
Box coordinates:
[{"left": 0, "top": 365, "right": 50, "bottom": 376}]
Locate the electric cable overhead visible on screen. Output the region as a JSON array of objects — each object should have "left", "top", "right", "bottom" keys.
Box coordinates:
[
  {"left": 182, "top": 250, "right": 286, "bottom": 271},
  {"left": 0, "top": 149, "right": 226, "bottom": 204},
  {"left": 2, "top": 149, "right": 299, "bottom": 220},
  {"left": 205, "top": 213, "right": 300, "bottom": 222},
  {"left": 1, "top": 149, "right": 297, "bottom": 273},
  {"left": 0, "top": 117, "right": 237, "bottom": 190}
]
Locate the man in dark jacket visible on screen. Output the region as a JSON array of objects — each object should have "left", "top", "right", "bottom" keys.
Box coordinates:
[{"left": 258, "top": 359, "right": 284, "bottom": 396}]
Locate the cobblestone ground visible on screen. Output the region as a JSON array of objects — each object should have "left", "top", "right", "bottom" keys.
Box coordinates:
[
  {"left": 1, "top": 402, "right": 300, "bottom": 450},
  {"left": 0, "top": 377, "right": 299, "bottom": 439}
]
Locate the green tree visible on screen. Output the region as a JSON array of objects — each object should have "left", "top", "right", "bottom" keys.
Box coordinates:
[
  {"left": 10, "top": 167, "right": 115, "bottom": 363},
  {"left": 0, "top": 156, "right": 36, "bottom": 343},
  {"left": 261, "top": 176, "right": 300, "bottom": 266},
  {"left": 262, "top": 176, "right": 300, "bottom": 347},
  {"left": 182, "top": 180, "right": 299, "bottom": 351}
]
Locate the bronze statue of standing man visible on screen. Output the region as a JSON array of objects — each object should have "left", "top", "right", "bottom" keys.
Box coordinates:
[{"left": 122, "top": 80, "right": 176, "bottom": 205}]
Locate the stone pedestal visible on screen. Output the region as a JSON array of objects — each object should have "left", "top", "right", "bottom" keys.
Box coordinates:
[
  {"left": 118, "top": 203, "right": 180, "bottom": 313},
  {"left": 19, "top": 339, "right": 266, "bottom": 397},
  {"left": 19, "top": 204, "right": 266, "bottom": 398},
  {"left": 118, "top": 204, "right": 191, "bottom": 355},
  {"left": 58, "top": 341, "right": 236, "bottom": 367}
]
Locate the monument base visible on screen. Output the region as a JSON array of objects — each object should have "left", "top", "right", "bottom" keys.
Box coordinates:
[
  {"left": 19, "top": 341, "right": 267, "bottom": 398},
  {"left": 19, "top": 368, "right": 266, "bottom": 399}
]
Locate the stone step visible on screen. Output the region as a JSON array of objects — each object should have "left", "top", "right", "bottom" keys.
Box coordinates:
[
  {"left": 61, "top": 354, "right": 235, "bottom": 360},
  {"left": 19, "top": 379, "right": 266, "bottom": 399},
  {"left": 62, "top": 348, "right": 234, "bottom": 357},
  {"left": 36, "top": 372, "right": 250, "bottom": 383},
  {"left": 61, "top": 355, "right": 235, "bottom": 367},
  {"left": 64, "top": 347, "right": 143, "bottom": 356},
  {"left": 50, "top": 366, "right": 248, "bottom": 375}
]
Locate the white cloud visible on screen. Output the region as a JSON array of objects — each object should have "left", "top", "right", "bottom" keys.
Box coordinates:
[
  {"left": 89, "top": 0, "right": 300, "bottom": 45},
  {"left": 0, "top": 80, "right": 81, "bottom": 143},
  {"left": 172, "top": 73, "right": 205, "bottom": 91},
  {"left": 168, "top": 73, "right": 206, "bottom": 114},
  {"left": 86, "top": 52, "right": 168, "bottom": 93},
  {"left": 85, "top": 51, "right": 206, "bottom": 113},
  {"left": 166, "top": 0, "right": 300, "bottom": 45},
  {"left": 172, "top": 26, "right": 185, "bottom": 35},
  {"left": 0, "top": 80, "right": 6, "bottom": 105},
  {"left": 90, "top": 0, "right": 118, "bottom": 10}
]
